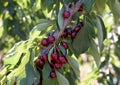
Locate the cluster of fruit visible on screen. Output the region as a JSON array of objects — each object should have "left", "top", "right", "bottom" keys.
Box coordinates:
[
  {"left": 36, "top": 36, "right": 68, "bottom": 78},
  {"left": 35, "top": 4, "right": 84, "bottom": 84}
]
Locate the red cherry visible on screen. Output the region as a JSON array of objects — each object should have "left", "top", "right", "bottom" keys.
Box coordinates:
[
  {"left": 63, "top": 11, "right": 70, "bottom": 19},
  {"left": 61, "top": 42, "right": 68, "bottom": 49},
  {"left": 78, "top": 5, "right": 83, "bottom": 12},
  {"left": 36, "top": 59, "right": 45, "bottom": 68},
  {"left": 54, "top": 63, "right": 62, "bottom": 69},
  {"left": 41, "top": 38, "right": 49, "bottom": 46},
  {"left": 62, "top": 32, "right": 68, "bottom": 38},
  {"left": 50, "top": 70, "right": 56, "bottom": 78},
  {"left": 67, "top": 28, "right": 72, "bottom": 35},
  {"left": 70, "top": 31, "right": 77, "bottom": 39},
  {"left": 79, "top": 21, "right": 84, "bottom": 27},
  {"left": 41, "top": 53, "right": 48, "bottom": 62},
  {"left": 51, "top": 53, "right": 59, "bottom": 61},
  {"left": 59, "top": 56, "right": 67, "bottom": 64},
  {"left": 74, "top": 26, "right": 81, "bottom": 33},
  {"left": 37, "top": 82, "right": 41, "bottom": 85},
  {"left": 48, "top": 36, "right": 55, "bottom": 44}
]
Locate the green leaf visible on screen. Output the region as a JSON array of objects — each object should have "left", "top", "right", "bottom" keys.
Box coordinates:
[
  {"left": 30, "top": 21, "right": 53, "bottom": 40},
  {"left": 97, "top": 16, "right": 106, "bottom": 40},
  {"left": 58, "top": 7, "right": 64, "bottom": 30},
  {"left": 56, "top": 71, "right": 70, "bottom": 85},
  {"left": 48, "top": 47, "right": 54, "bottom": 63},
  {"left": 66, "top": 55, "right": 80, "bottom": 78},
  {"left": 89, "top": 39, "right": 100, "bottom": 67},
  {"left": 96, "top": 16, "right": 105, "bottom": 51},
  {"left": 107, "top": 0, "right": 120, "bottom": 23},
  {"left": 59, "top": 45, "right": 66, "bottom": 56},
  {"left": 4, "top": 41, "right": 27, "bottom": 69},
  {"left": 72, "top": 21, "right": 90, "bottom": 55},
  {"left": 82, "top": 0, "right": 96, "bottom": 12},
  {"left": 42, "top": 78, "right": 58, "bottom": 85},
  {"left": 42, "top": 63, "right": 51, "bottom": 79},
  {"left": 7, "top": 48, "right": 39, "bottom": 85},
  {"left": 94, "top": 0, "right": 106, "bottom": 14}
]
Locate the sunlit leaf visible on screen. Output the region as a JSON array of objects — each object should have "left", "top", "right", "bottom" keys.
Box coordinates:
[{"left": 56, "top": 71, "right": 70, "bottom": 85}]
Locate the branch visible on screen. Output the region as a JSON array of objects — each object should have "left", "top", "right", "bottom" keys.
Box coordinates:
[{"left": 56, "top": 0, "right": 82, "bottom": 39}]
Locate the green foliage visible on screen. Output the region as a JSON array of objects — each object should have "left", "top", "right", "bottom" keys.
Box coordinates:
[{"left": 0, "top": 0, "right": 120, "bottom": 85}]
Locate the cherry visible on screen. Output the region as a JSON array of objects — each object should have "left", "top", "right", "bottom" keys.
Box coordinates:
[
  {"left": 63, "top": 11, "right": 70, "bottom": 19},
  {"left": 50, "top": 70, "right": 56, "bottom": 78},
  {"left": 79, "top": 21, "right": 84, "bottom": 27},
  {"left": 36, "top": 59, "right": 45, "bottom": 68},
  {"left": 67, "top": 28, "right": 72, "bottom": 35},
  {"left": 54, "top": 63, "right": 62, "bottom": 69},
  {"left": 61, "top": 42, "right": 68, "bottom": 49},
  {"left": 62, "top": 32, "right": 68, "bottom": 38},
  {"left": 41, "top": 53, "right": 48, "bottom": 62},
  {"left": 78, "top": 5, "right": 83, "bottom": 12},
  {"left": 74, "top": 26, "right": 81, "bottom": 33},
  {"left": 41, "top": 38, "right": 49, "bottom": 46},
  {"left": 48, "top": 36, "right": 55, "bottom": 44},
  {"left": 59, "top": 56, "right": 67, "bottom": 64},
  {"left": 37, "top": 82, "right": 41, "bottom": 85},
  {"left": 70, "top": 31, "right": 77, "bottom": 39},
  {"left": 51, "top": 53, "right": 59, "bottom": 61}
]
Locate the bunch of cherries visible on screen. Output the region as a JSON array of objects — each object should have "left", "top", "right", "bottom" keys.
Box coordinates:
[{"left": 35, "top": 4, "right": 83, "bottom": 83}]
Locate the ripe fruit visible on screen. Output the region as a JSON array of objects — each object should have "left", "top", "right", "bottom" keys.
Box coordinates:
[
  {"left": 50, "top": 70, "right": 56, "bottom": 78},
  {"left": 59, "top": 56, "right": 67, "bottom": 64},
  {"left": 36, "top": 59, "right": 45, "bottom": 68},
  {"left": 70, "top": 31, "right": 77, "bottom": 39},
  {"left": 54, "top": 63, "right": 62, "bottom": 69},
  {"left": 41, "top": 38, "right": 49, "bottom": 46},
  {"left": 62, "top": 32, "right": 68, "bottom": 38},
  {"left": 61, "top": 42, "right": 68, "bottom": 49},
  {"left": 78, "top": 5, "right": 83, "bottom": 12},
  {"left": 63, "top": 11, "right": 70, "bottom": 19},
  {"left": 51, "top": 53, "right": 59, "bottom": 61},
  {"left": 48, "top": 36, "right": 55, "bottom": 44},
  {"left": 74, "top": 26, "right": 81, "bottom": 33},
  {"left": 66, "top": 28, "right": 72, "bottom": 35},
  {"left": 79, "top": 21, "right": 84, "bottom": 27},
  {"left": 41, "top": 53, "right": 48, "bottom": 62}
]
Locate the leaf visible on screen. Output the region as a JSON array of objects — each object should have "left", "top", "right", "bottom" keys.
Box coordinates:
[
  {"left": 56, "top": 71, "right": 70, "bottom": 85},
  {"left": 42, "top": 63, "right": 51, "bottom": 79},
  {"left": 107, "top": 0, "right": 120, "bottom": 23},
  {"left": 7, "top": 48, "right": 39, "bottom": 85},
  {"left": 42, "top": 78, "right": 58, "bottom": 85},
  {"left": 72, "top": 21, "right": 90, "bottom": 55},
  {"left": 48, "top": 47, "right": 54, "bottom": 63},
  {"left": 30, "top": 22, "right": 53, "bottom": 40},
  {"left": 89, "top": 39, "right": 100, "bottom": 67},
  {"left": 58, "top": 7, "right": 64, "bottom": 30},
  {"left": 82, "top": 0, "right": 96, "bottom": 12},
  {"left": 94, "top": 0, "right": 106, "bottom": 14},
  {"left": 59, "top": 45, "right": 66, "bottom": 56},
  {"left": 66, "top": 55, "right": 80, "bottom": 78},
  {"left": 4, "top": 41, "right": 27, "bottom": 69},
  {"left": 97, "top": 16, "right": 106, "bottom": 40},
  {"left": 96, "top": 18, "right": 103, "bottom": 51}
]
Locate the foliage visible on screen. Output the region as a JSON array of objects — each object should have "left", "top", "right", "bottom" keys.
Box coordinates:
[{"left": 0, "top": 0, "right": 120, "bottom": 85}]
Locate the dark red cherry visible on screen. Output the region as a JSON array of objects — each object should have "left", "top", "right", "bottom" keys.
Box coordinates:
[
  {"left": 63, "top": 11, "right": 70, "bottom": 19},
  {"left": 50, "top": 70, "right": 56, "bottom": 78},
  {"left": 48, "top": 36, "right": 55, "bottom": 44},
  {"left": 41, "top": 38, "right": 49, "bottom": 46},
  {"left": 61, "top": 42, "right": 68, "bottom": 49},
  {"left": 59, "top": 56, "right": 67, "bottom": 64}
]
